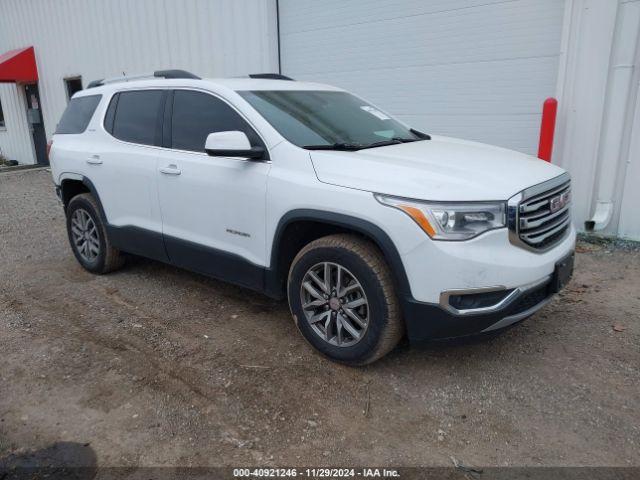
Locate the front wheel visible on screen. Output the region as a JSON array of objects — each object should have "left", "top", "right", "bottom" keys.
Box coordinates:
[{"left": 287, "top": 234, "right": 404, "bottom": 365}]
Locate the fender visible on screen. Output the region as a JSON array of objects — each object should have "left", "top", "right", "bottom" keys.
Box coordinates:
[{"left": 266, "top": 209, "right": 412, "bottom": 299}]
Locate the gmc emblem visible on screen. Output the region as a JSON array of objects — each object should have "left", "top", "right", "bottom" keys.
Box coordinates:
[{"left": 550, "top": 191, "right": 570, "bottom": 213}]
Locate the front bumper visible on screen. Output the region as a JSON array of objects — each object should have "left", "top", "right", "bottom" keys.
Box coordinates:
[{"left": 401, "top": 251, "right": 574, "bottom": 342}]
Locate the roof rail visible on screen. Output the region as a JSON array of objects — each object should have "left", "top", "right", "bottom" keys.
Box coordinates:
[
  {"left": 87, "top": 69, "right": 200, "bottom": 88},
  {"left": 86, "top": 79, "right": 104, "bottom": 88},
  {"left": 154, "top": 69, "right": 200, "bottom": 79},
  {"left": 248, "top": 73, "right": 294, "bottom": 81}
]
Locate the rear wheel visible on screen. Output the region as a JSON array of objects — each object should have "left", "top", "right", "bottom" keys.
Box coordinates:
[
  {"left": 66, "top": 193, "right": 125, "bottom": 274},
  {"left": 287, "top": 234, "right": 403, "bottom": 365}
]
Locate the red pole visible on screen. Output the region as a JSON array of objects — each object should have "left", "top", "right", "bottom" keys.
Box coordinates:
[{"left": 538, "top": 97, "right": 557, "bottom": 162}]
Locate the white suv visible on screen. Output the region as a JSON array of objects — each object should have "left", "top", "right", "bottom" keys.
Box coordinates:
[{"left": 50, "top": 70, "right": 575, "bottom": 365}]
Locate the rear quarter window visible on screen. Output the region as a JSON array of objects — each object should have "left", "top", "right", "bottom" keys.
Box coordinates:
[{"left": 55, "top": 95, "right": 102, "bottom": 134}]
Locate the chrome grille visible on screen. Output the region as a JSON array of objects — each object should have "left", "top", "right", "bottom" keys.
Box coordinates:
[{"left": 508, "top": 173, "right": 571, "bottom": 251}]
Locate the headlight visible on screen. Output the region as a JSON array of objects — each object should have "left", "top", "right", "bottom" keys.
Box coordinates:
[{"left": 375, "top": 194, "right": 506, "bottom": 240}]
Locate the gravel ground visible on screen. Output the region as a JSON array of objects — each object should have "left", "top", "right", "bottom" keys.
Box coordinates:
[{"left": 0, "top": 169, "right": 638, "bottom": 468}]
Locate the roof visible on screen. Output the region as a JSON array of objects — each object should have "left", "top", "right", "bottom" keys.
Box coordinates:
[
  {"left": 77, "top": 75, "right": 343, "bottom": 97},
  {"left": 0, "top": 46, "right": 38, "bottom": 83},
  {"left": 204, "top": 77, "right": 343, "bottom": 92}
]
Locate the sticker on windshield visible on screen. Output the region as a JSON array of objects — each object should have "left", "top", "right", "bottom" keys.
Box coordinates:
[
  {"left": 374, "top": 130, "right": 394, "bottom": 138},
  {"left": 360, "top": 105, "right": 390, "bottom": 120}
]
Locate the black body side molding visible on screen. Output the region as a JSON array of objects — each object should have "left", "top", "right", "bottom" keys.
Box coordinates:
[
  {"left": 163, "top": 235, "right": 264, "bottom": 292},
  {"left": 106, "top": 225, "right": 169, "bottom": 263}
]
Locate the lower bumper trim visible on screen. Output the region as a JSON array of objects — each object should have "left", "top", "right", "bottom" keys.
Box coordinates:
[
  {"left": 481, "top": 296, "right": 553, "bottom": 332},
  {"left": 402, "top": 277, "right": 557, "bottom": 342},
  {"left": 440, "top": 275, "right": 550, "bottom": 316}
]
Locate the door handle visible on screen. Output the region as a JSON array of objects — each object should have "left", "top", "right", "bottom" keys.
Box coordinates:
[
  {"left": 159, "top": 165, "right": 181, "bottom": 175},
  {"left": 86, "top": 155, "right": 102, "bottom": 165}
]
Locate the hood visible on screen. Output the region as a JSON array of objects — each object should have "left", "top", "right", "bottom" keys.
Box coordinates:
[{"left": 309, "top": 135, "right": 567, "bottom": 201}]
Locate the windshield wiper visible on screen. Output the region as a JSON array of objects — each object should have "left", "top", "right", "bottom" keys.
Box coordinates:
[
  {"left": 359, "top": 137, "right": 428, "bottom": 150},
  {"left": 302, "top": 142, "right": 363, "bottom": 151},
  {"left": 303, "top": 136, "right": 424, "bottom": 151},
  {"left": 357, "top": 139, "right": 403, "bottom": 150},
  {"left": 410, "top": 128, "right": 431, "bottom": 140}
]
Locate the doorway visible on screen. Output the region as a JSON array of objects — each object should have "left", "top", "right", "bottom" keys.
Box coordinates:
[
  {"left": 23, "top": 83, "right": 48, "bottom": 165},
  {"left": 64, "top": 77, "right": 83, "bottom": 100}
]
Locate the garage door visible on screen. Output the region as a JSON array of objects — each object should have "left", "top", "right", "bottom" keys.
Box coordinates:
[{"left": 279, "top": 0, "right": 566, "bottom": 155}]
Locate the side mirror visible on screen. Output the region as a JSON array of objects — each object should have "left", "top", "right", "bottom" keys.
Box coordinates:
[{"left": 205, "top": 131, "right": 266, "bottom": 160}]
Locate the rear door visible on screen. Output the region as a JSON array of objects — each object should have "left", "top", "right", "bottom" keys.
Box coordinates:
[
  {"left": 97, "top": 89, "right": 168, "bottom": 261},
  {"left": 156, "top": 89, "right": 270, "bottom": 290},
  {"left": 51, "top": 93, "right": 103, "bottom": 179}
]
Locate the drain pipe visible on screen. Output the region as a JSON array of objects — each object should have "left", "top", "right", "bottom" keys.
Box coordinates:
[
  {"left": 586, "top": 6, "right": 640, "bottom": 232},
  {"left": 276, "top": 0, "right": 282, "bottom": 75}
]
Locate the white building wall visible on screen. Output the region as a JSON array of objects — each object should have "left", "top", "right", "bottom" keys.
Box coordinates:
[
  {"left": 279, "top": 0, "right": 566, "bottom": 156},
  {"left": 618, "top": 77, "right": 640, "bottom": 240},
  {"left": 0, "top": 0, "right": 278, "bottom": 162},
  {"left": 0, "top": 83, "right": 35, "bottom": 164},
  {"left": 555, "top": 0, "right": 640, "bottom": 239}
]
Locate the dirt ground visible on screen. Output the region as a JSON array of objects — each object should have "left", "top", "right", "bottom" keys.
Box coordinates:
[{"left": 0, "top": 168, "right": 638, "bottom": 468}]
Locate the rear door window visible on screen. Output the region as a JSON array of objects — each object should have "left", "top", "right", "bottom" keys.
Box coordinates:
[
  {"left": 55, "top": 95, "right": 102, "bottom": 134},
  {"left": 170, "top": 90, "right": 262, "bottom": 152},
  {"left": 111, "top": 90, "right": 164, "bottom": 146}
]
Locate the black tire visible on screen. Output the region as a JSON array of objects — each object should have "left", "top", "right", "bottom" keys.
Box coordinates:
[
  {"left": 287, "top": 234, "right": 404, "bottom": 365},
  {"left": 66, "top": 193, "right": 125, "bottom": 274}
]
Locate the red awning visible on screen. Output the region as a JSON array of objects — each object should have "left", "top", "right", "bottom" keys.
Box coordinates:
[{"left": 0, "top": 46, "right": 38, "bottom": 83}]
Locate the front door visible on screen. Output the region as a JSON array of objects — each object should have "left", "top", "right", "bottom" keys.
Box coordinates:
[
  {"left": 24, "top": 84, "right": 48, "bottom": 165},
  {"left": 156, "top": 89, "right": 270, "bottom": 291}
]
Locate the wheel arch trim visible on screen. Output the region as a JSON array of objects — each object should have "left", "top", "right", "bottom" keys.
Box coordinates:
[
  {"left": 57, "top": 171, "right": 83, "bottom": 183},
  {"left": 59, "top": 174, "right": 108, "bottom": 224},
  {"left": 268, "top": 209, "right": 411, "bottom": 297}
]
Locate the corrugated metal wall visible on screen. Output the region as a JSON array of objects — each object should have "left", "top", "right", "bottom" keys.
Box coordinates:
[
  {"left": 279, "top": 0, "right": 565, "bottom": 156},
  {"left": 0, "top": 84, "right": 35, "bottom": 164},
  {"left": 0, "top": 0, "right": 278, "bottom": 163}
]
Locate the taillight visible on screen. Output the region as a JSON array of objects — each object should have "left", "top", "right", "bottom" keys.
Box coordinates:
[{"left": 46, "top": 140, "right": 53, "bottom": 160}]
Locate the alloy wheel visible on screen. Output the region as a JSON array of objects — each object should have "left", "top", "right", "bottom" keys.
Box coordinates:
[
  {"left": 300, "top": 262, "right": 369, "bottom": 347},
  {"left": 70, "top": 208, "right": 100, "bottom": 262}
]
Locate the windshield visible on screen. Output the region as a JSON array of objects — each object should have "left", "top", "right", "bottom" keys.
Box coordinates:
[{"left": 238, "top": 90, "right": 426, "bottom": 150}]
